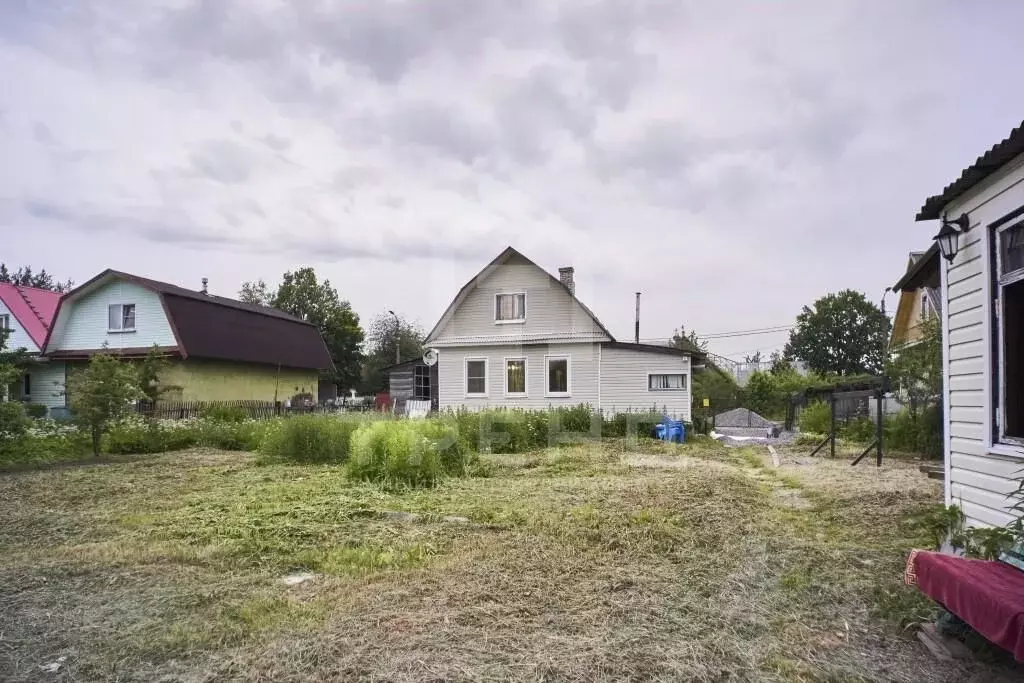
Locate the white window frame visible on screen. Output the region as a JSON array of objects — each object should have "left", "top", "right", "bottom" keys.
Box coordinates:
[
  {"left": 544, "top": 354, "right": 571, "bottom": 397},
  {"left": 647, "top": 373, "right": 687, "bottom": 391},
  {"left": 464, "top": 357, "right": 488, "bottom": 397},
  {"left": 108, "top": 303, "right": 137, "bottom": 333},
  {"left": 995, "top": 220, "right": 1024, "bottom": 446},
  {"left": 494, "top": 292, "right": 527, "bottom": 324},
  {"left": 0, "top": 314, "right": 9, "bottom": 331},
  {"left": 504, "top": 356, "right": 527, "bottom": 397}
]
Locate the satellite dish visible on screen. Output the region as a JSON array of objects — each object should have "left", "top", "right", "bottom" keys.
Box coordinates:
[{"left": 423, "top": 348, "right": 439, "bottom": 366}]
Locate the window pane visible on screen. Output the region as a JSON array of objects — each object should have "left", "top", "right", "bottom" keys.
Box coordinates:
[
  {"left": 108, "top": 305, "right": 121, "bottom": 330},
  {"left": 467, "top": 360, "right": 486, "bottom": 394},
  {"left": 514, "top": 294, "right": 525, "bottom": 318},
  {"left": 548, "top": 358, "right": 568, "bottom": 393},
  {"left": 122, "top": 304, "right": 136, "bottom": 329},
  {"left": 1003, "top": 223, "right": 1024, "bottom": 276},
  {"left": 496, "top": 294, "right": 525, "bottom": 320},
  {"left": 1004, "top": 279, "right": 1024, "bottom": 437},
  {"left": 649, "top": 374, "right": 686, "bottom": 390},
  {"left": 506, "top": 359, "right": 525, "bottom": 393}
]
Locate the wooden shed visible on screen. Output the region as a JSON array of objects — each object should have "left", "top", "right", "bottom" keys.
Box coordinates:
[{"left": 386, "top": 359, "right": 438, "bottom": 413}]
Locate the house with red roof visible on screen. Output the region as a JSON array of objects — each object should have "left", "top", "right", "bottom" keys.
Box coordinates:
[{"left": 0, "top": 283, "right": 63, "bottom": 405}]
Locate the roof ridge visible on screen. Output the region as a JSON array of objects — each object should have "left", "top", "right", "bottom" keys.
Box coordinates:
[{"left": 13, "top": 285, "right": 46, "bottom": 329}]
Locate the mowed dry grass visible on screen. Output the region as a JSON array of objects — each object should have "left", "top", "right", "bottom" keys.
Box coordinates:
[{"left": 0, "top": 439, "right": 1020, "bottom": 682}]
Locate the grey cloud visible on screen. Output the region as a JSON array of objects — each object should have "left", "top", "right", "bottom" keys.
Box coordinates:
[
  {"left": 33, "top": 121, "right": 54, "bottom": 144},
  {"left": 376, "top": 101, "right": 496, "bottom": 166},
  {"left": 187, "top": 139, "right": 255, "bottom": 184},
  {"left": 261, "top": 133, "right": 292, "bottom": 152}
]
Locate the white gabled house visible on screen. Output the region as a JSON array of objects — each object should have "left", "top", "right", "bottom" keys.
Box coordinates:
[
  {"left": 908, "top": 120, "right": 1024, "bottom": 528},
  {"left": 424, "top": 247, "right": 700, "bottom": 420}
]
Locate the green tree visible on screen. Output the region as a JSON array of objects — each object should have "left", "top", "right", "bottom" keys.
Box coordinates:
[
  {"left": 783, "top": 290, "right": 891, "bottom": 376},
  {"left": 360, "top": 312, "right": 425, "bottom": 393},
  {"left": 0, "top": 264, "right": 74, "bottom": 292},
  {"left": 136, "top": 345, "right": 179, "bottom": 403},
  {"left": 670, "top": 324, "right": 708, "bottom": 353},
  {"left": 271, "top": 268, "right": 364, "bottom": 390},
  {"left": 886, "top": 316, "right": 942, "bottom": 415},
  {"left": 67, "top": 351, "right": 141, "bottom": 456},
  {"left": 238, "top": 279, "right": 274, "bottom": 306}
]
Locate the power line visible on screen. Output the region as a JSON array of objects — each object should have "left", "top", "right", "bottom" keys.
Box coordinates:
[{"left": 702, "top": 327, "right": 792, "bottom": 340}]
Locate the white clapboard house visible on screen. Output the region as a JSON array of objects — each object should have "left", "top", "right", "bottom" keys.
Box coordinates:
[
  {"left": 903, "top": 120, "right": 1024, "bottom": 528},
  {"left": 424, "top": 247, "right": 701, "bottom": 420}
]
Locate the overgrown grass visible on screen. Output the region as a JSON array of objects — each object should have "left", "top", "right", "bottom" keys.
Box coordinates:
[
  {"left": 346, "top": 419, "right": 471, "bottom": 487},
  {"left": 1, "top": 440, "right": 1018, "bottom": 682},
  {"left": 257, "top": 414, "right": 365, "bottom": 464}
]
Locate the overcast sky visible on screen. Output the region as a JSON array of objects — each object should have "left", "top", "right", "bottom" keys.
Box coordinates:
[{"left": 3, "top": 1, "right": 1023, "bottom": 359}]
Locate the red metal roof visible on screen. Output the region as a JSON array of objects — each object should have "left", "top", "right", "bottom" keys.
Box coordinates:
[{"left": 0, "top": 283, "right": 61, "bottom": 349}]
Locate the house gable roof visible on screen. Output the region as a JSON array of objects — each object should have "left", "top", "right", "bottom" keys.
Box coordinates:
[
  {"left": 0, "top": 283, "right": 60, "bottom": 349},
  {"left": 43, "top": 270, "right": 332, "bottom": 370},
  {"left": 425, "top": 246, "right": 616, "bottom": 344},
  {"left": 917, "top": 120, "right": 1024, "bottom": 220}
]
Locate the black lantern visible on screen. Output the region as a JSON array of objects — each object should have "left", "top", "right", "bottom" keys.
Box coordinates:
[{"left": 934, "top": 214, "right": 970, "bottom": 263}]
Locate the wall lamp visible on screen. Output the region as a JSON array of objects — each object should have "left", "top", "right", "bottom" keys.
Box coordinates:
[{"left": 934, "top": 213, "right": 970, "bottom": 263}]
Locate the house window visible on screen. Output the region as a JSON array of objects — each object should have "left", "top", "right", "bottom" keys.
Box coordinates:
[
  {"left": 649, "top": 374, "right": 687, "bottom": 391},
  {"left": 546, "top": 356, "right": 569, "bottom": 395},
  {"left": 495, "top": 293, "right": 526, "bottom": 323},
  {"left": 505, "top": 358, "right": 526, "bottom": 395},
  {"left": 22, "top": 373, "right": 30, "bottom": 399},
  {"left": 996, "top": 221, "right": 1024, "bottom": 442},
  {"left": 108, "top": 303, "right": 136, "bottom": 331},
  {"left": 465, "top": 358, "right": 487, "bottom": 396},
  {"left": 413, "top": 365, "right": 430, "bottom": 401},
  {"left": 0, "top": 314, "right": 9, "bottom": 330}
]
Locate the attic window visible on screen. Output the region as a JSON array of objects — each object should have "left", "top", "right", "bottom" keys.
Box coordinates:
[
  {"left": 0, "top": 314, "right": 9, "bottom": 330},
  {"left": 108, "top": 303, "right": 136, "bottom": 332},
  {"left": 495, "top": 293, "right": 525, "bottom": 323}
]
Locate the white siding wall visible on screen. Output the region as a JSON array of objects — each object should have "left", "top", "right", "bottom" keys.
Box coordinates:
[
  {"left": 0, "top": 298, "right": 40, "bottom": 353},
  {"left": 27, "top": 361, "right": 66, "bottom": 409},
  {"left": 437, "top": 343, "right": 600, "bottom": 410},
  {"left": 600, "top": 347, "right": 692, "bottom": 421},
  {"left": 47, "top": 280, "right": 177, "bottom": 351},
  {"left": 432, "top": 261, "right": 609, "bottom": 344},
  {"left": 941, "top": 153, "right": 1024, "bottom": 528}
]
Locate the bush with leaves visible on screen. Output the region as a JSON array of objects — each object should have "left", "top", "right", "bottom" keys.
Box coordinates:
[
  {"left": 67, "top": 351, "right": 141, "bottom": 456},
  {"left": 202, "top": 403, "right": 249, "bottom": 423},
  {"left": 798, "top": 401, "right": 831, "bottom": 435}
]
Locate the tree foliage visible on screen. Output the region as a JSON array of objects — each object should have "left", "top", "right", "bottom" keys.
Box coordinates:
[
  {"left": 137, "top": 345, "right": 179, "bottom": 403},
  {"left": 361, "top": 312, "right": 425, "bottom": 393},
  {"left": 67, "top": 351, "right": 141, "bottom": 456},
  {"left": 238, "top": 279, "right": 274, "bottom": 306},
  {"left": 670, "top": 324, "right": 708, "bottom": 353},
  {"left": 268, "top": 268, "right": 364, "bottom": 390},
  {"left": 886, "top": 315, "right": 942, "bottom": 414},
  {"left": 0, "top": 264, "right": 74, "bottom": 292},
  {"left": 784, "top": 290, "right": 890, "bottom": 376}
]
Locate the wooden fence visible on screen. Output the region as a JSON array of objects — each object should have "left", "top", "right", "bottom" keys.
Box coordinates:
[{"left": 134, "top": 400, "right": 326, "bottom": 420}]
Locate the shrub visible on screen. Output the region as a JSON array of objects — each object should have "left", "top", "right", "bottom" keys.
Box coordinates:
[
  {"left": 347, "top": 420, "right": 469, "bottom": 488},
  {"left": 841, "top": 418, "right": 876, "bottom": 443},
  {"left": 202, "top": 404, "right": 249, "bottom": 423},
  {"left": 0, "top": 402, "right": 28, "bottom": 437},
  {"left": 24, "top": 403, "right": 48, "bottom": 419},
  {"left": 200, "top": 419, "right": 267, "bottom": 451},
  {"left": 258, "top": 415, "right": 361, "bottom": 464},
  {"left": 105, "top": 417, "right": 200, "bottom": 454},
  {"left": 798, "top": 401, "right": 831, "bottom": 434},
  {"left": 885, "top": 407, "right": 942, "bottom": 458}
]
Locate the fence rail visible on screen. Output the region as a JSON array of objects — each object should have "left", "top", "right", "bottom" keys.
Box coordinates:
[{"left": 133, "top": 400, "right": 373, "bottom": 420}]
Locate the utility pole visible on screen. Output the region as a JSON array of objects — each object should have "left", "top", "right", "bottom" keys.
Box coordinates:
[{"left": 388, "top": 310, "right": 400, "bottom": 365}]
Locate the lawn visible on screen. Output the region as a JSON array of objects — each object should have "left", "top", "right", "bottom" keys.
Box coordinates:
[{"left": 0, "top": 438, "right": 1019, "bottom": 682}]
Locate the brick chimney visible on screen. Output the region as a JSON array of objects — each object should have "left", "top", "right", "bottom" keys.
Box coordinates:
[
  {"left": 201, "top": 277, "right": 209, "bottom": 295},
  {"left": 558, "top": 266, "right": 575, "bottom": 296}
]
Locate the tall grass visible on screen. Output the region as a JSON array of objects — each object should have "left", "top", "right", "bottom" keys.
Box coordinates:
[
  {"left": 347, "top": 420, "right": 469, "bottom": 488},
  {"left": 258, "top": 415, "right": 364, "bottom": 464}
]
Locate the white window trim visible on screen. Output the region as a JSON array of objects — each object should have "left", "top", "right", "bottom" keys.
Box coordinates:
[
  {"left": 0, "top": 314, "right": 9, "bottom": 330},
  {"left": 107, "top": 302, "right": 137, "bottom": 333},
  {"left": 544, "top": 354, "right": 571, "bottom": 397},
  {"left": 494, "top": 292, "right": 527, "bottom": 325},
  {"left": 503, "top": 356, "right": 528, "bottom": 397},
  {"left": 464, "top": 356, "right": 489, "bottom": 398},
  {"left": 647, "top": 372, "right": 688, "bottom": 391},
  {"left": 995, "top": 220, "right": 1024, "bottom": 448}
]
